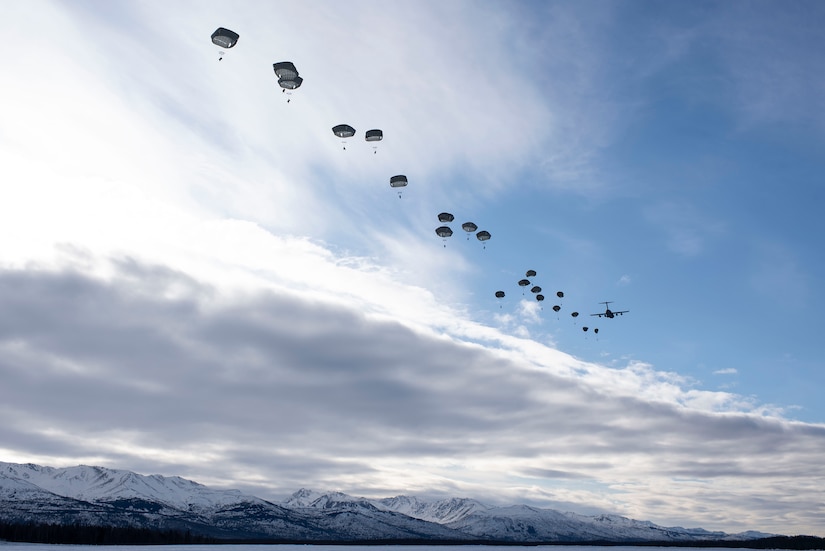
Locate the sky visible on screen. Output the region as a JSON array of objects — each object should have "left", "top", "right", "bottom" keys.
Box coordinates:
[{"left": 1, "top": 0, "right": 824, "bottom": 537}]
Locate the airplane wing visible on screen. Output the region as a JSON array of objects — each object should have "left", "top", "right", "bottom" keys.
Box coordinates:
[{"left": 590, "top": 313, "right": 604, "bottom": 317}]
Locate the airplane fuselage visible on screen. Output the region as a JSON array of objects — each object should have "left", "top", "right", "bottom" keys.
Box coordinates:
[{"left": 591, "top": 303, "right": 628, "bottom": 318}]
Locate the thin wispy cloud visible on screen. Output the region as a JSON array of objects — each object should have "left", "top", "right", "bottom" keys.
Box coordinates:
[{"left": 714, "top": 368, "right": 738, "bottom": 375}]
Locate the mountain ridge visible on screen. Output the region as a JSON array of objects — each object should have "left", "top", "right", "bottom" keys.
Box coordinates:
[{"left": 0, "top": 461, "right": 777, "bottom": 543}]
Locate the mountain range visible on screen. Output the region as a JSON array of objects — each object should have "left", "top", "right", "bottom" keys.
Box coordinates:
[{"left": 0, "top": 461, "right": 775, "bottom": 543}]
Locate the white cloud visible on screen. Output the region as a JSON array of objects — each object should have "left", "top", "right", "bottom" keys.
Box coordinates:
[
  {"left": 2, "top": 250, "right": 824, "bottom": 534},
  {"left": 714, "top": 368, "right": 738, "bottom": 375}
]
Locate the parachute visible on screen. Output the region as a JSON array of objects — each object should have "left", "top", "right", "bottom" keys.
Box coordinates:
[
  {"left": 365, "top": 129, "right": 383, "bottom": 141},
  {"left": 365, "top": 129, "right": 383, "bottom": 154},
  {"left": 273, "top": 62, "right": 302, "bottom": 101},
  {"left": 462, "top": 222, "right": 478, "bottom": 239},
  {"left": 476, "top": 230, "right": 491, "bottom": 249},
  {"left": 211, "top": 28, "right": 239, "bottom": 60},
  {"left": 280, "top": 75, "right": 303, "bottom": 90},
  {"left": 438, "top": 212, "right": 455, "bottom": 223},
  {"left": 556, "top": 291, "right": 564, "bottom": 298},
  {"left": 332, "top": 124, "right": 356, "bottom": 138},
  {"left": 495, "top": 290, "right": 505, "bottom": 298},
  {"left": 531, "top": 286, "right": 542, "bottom": 294},
  {"left": 582, "top": 326, "right": 589, "bottom": 332},
  {"left": 435, "top": 226, "right": 453, "bottom": 247},
  {"left": 389, "top": 175, "right": 408, "bottom": 197},
  {"left": 571, "top": 311, "right": 579, "bottom": 317},
  {"left": 526, "top": 270, "right": 537, "bottom": 278},
  {"left": 332, "top": 124, "right": 356, "bottom": 149},
  {"left": 536, "top": 294, "right": 545, "bottom": 302},
  {"left": 273, "top": 61, "right": 299, "bottom": 81},
  {"left": 518, "top": 279, "right": 530, "bottom": 287},
  {"left": 552, "top": 305, "right": 561, "bottom": 312}
]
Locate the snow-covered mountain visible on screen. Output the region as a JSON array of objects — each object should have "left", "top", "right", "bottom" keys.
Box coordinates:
[
  {"left": 1, "top": 462, "right": 249, "bottom": 511},
  {"left": 375, "top": 494, "right": 491, "bottom": 524},
  {"left": 0, "top": 462, "right": 774, "bottom": 543},
  {"left": 293, "top": 489, "right": 772, "bottom": 542}
]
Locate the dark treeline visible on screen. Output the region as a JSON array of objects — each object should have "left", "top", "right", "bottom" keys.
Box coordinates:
[
  {"left": 1, "top": 521, "right": 823, "bottom": 549},
  {"left": 551, "top": 536, "right": 825, "bottom": 549},
  {"left": 0, "top": 521, "right": 218, "bottom": 545}
]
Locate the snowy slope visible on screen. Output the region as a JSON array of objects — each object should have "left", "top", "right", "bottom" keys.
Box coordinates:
[
  {"left": 376, "top": 495, "right": 491, "bottom": 524},
  {"left": 0, "top": 462, "right": 249, "bottom": 511},
  {"left": 0, "top": 462, "right": 775, "bottom": 542},
  {"left": 288, "top": 488, "right": 775, "bottom": 542}
]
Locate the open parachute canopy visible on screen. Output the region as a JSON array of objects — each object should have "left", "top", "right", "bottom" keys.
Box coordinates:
[
  {"left": 476, "top": 230, "right": 491, "bottom": 248},
  {"left": 211, "top": 27, "right": 239, "bottom": 60},
  {"left": 365, "top": 129, "right": 383, "bottom": 142},
  {"left": 273, "top": 62, "right": 303, "bottom": 92},
  {"left": 531, "top": 286, "right": 542, "bottom": 294},
  {"left": 518, "top": 279, "right": 530, "bottom": 287},
  {"left": 211, "top": 27, "right": 239, "bottom": 49},
  {"left": 536, "top": 294, "right": 545, "bottom": 302},
  {"left": 495, "top": 291, "right": 505, "bottom": 299},
  {"left": 435, "top": 226, "right": 453, "bottom": 246},
  {"left": 526, "top": 269, "right": 537, "bottom": 278},
  {"left": 332, "top": 124, "right": 356, "bottom": 138},
  {"left": 278, "top": 75, "right": 303, "bottom": 90},
  {"left": 462, "top": 221, "right": 478, "bottom": 233},
  {"left": 552, "top": 305, "right": 561, "bottom": 312},
  {"left": 273, "top": 61, "right": 299, "bottom": 80},
  {"left": 438, "top": 212, "right": 455, "bottom": 223}
]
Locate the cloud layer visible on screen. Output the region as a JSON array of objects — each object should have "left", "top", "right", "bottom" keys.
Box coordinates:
[{"left": 2, "top": 250, "right": 824, "bottom": 535}]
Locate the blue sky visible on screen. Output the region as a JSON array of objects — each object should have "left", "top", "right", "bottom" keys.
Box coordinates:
[{"left": 1, "top": 0, "right": 824, "bottom": 537}]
